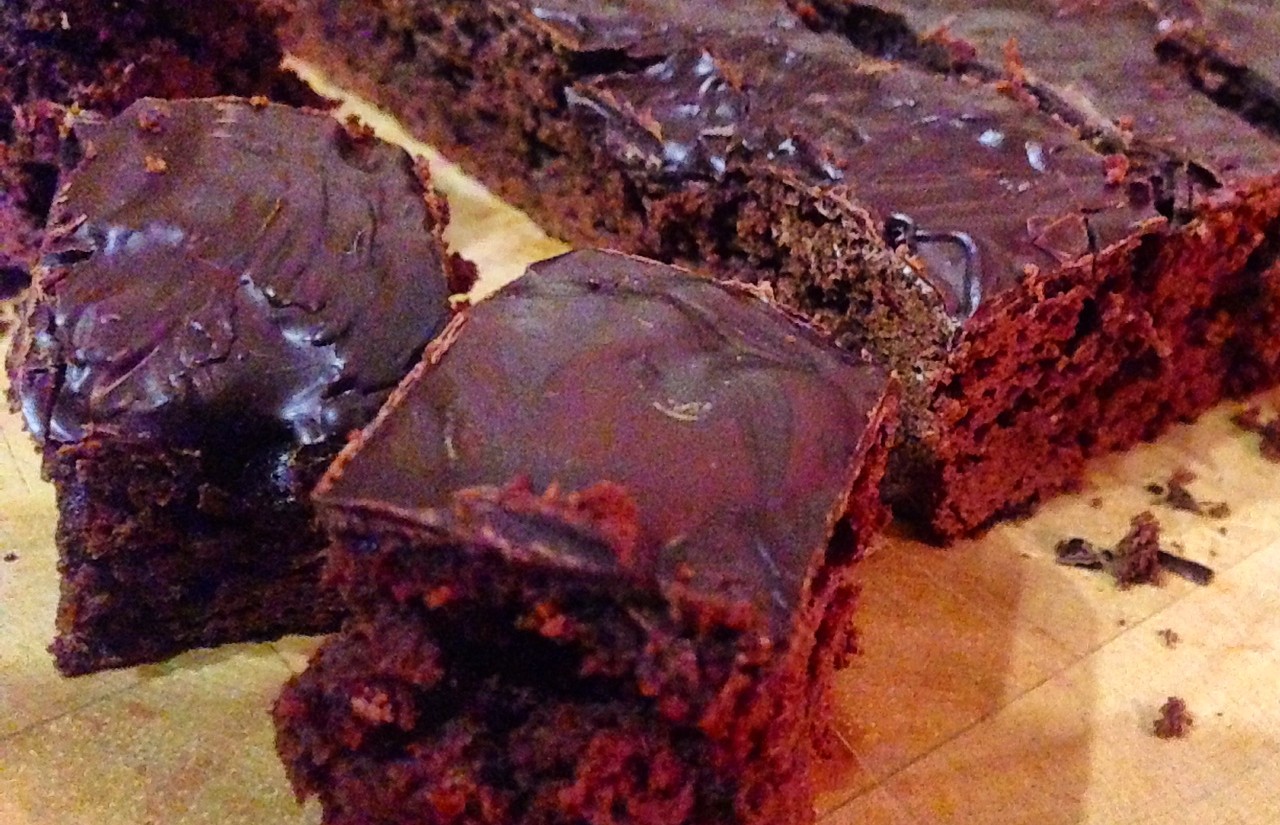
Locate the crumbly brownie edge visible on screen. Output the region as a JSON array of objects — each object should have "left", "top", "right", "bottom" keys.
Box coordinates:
[
  {"left": 275, "top": 621, "right": 816, "bottom": 825},
  {"left": 44, "top": 436, "right": 345, "bottom": 675}
]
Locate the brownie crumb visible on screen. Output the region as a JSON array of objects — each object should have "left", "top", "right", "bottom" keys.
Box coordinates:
[
  {"left": 2, "top": 553, "right": 17, "bottom": 563},
  {"left": 1054, "top": 512, "right": 1215, "bottom": 588},
  {"left": 136, "top": 107, "right": 165, "bottom": 133},
  {"left": 250, "top": 95, "right": 271, "bottom": 109},
  {"left": 1154, "top": 696, "right": 1193, "bottom": 739},
  {"left": 1150, "top": 469, "right": 1230, "bottom": 518},
  {"left": 1156, "top": 628, "right": 1180, "bottom": 648},
  {"left": 1113, "top": 512, "right": 1163, "bottom": 588},
  {"left": 1232, "top": 407, "right": 1280, "bottom": 463},
  {"left": 143, "top": 154, "right": 168, "bottom": 174},
  {"left": 1103, "top": 153, "right": 1130, "bottom": 185}
]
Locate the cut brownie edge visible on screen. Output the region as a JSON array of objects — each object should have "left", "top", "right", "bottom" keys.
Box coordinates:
[
  {"left": 45, "top": 436, "right": 345, "bottom": 676},
  {"left": 276, "top": 627, "right": 790, "bottom": 825}
]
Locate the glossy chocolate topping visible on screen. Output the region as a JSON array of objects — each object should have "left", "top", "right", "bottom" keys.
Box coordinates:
[
  {"left": 833, "top": 0, "right": 1280, "bottom": 187},
  {"left": 11, "top": 97, "right": 459, "bottom": 447},
  {"left": 520, "top": 0, "right": 1157, "bottom": 319},
  {"left": 318, "top": 249, "right": 894, "bottom": 632}
]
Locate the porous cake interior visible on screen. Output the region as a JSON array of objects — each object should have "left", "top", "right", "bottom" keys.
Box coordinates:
[{"left": 46, "top": 436, "right": 344, "bottom": 675}]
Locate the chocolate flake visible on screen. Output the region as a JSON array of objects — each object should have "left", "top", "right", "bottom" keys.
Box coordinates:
[
  {"left": 1154, "top": 696, "right": 1194, "bottom": 739},
  {"left": 1054, "top": 537, "right": 1106, "bottom": 569},
  {"left": 2, "top": 553, "right": 17, "bottom": 563},
  {"left": 1155, "top": 549, "right": 1215, "bottom": 586},
  {"left": 1150, "top": 468, "right": 1230, "bottom": 519}
]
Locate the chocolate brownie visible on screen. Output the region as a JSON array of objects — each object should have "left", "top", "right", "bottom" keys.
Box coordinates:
[
  {"left": 6, "top": 97, "right": 471, "bottom": 675},
  {"left": 280, "top": 0, "right": 1280, "bottom": 539},
  {"left": 274, "top": 250, "right": 898, "bottom": 825},
  {"left": 796, "top": 0, "right": 1280, "bottom": 399},
  {"left": 0, "top": 0, "right": 319, "bottom": 301}
]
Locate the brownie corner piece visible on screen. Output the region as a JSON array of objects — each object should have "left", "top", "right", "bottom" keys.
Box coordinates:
[
  {"left": 6, "top": 96, "right": 463, "bottom": 675},
  {"left": 0, "top": 0, "right": 326, "bottom": 307},
  {"left": 274, "top": 249, "right": 898, "bottom": 825}
]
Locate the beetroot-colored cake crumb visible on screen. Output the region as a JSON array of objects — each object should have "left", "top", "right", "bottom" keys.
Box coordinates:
[{"left": 1154, "top": 696, "right": 1194, "bottom": 739}]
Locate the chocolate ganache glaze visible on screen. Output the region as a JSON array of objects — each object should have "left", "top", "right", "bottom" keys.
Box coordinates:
[
  {"left": 10, "top": 97, "right": 464, "bottom": 448},
  {"left": 522, "top": 0, "right": 1159, "bottom": 321},
  {"left": 317, "top": 249, "right": 896, "bottom": 634},
  {"left": 795, "top": 0, "right": 1280, "bottom": 203}
]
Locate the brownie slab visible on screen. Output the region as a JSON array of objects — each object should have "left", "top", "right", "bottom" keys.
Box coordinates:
[
  {"left": 6, "top": 97, "right": 471, "bottom": 675},
  {"left": 797, "top": 0, "right": 1280, "bottom": 393},
  {"left": 274, "top": 250, "right": 898, "bottom": 825},
  {"left": 281, "top": 0, "right": 1280, "bottom": 539}
]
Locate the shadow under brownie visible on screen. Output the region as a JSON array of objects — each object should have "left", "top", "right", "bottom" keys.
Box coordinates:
[
  {"left": 280, "top": 0, "right": 1280, "bottom": 540},
  {"left": 274, "top": 250, "right": 898, "bottom": 825},
  {"left": 5, "top": 96, "right": 471, "bottom": 675}
]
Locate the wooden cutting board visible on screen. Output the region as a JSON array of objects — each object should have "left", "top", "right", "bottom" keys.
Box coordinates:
[{"left": 1, "top": 68, "right": 1278, "bottom": 825}]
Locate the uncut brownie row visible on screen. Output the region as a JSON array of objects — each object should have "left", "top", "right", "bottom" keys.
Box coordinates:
[{"left": 281, "top": 0, "right": 1280, "bottom": 540}]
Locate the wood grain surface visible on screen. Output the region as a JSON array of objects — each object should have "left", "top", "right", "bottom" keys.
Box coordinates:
[{"left": 1, "top": 67, "right": 1277, "bottom": 825}]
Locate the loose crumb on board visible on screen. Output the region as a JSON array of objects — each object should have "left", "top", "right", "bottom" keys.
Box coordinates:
[
  {"left": 1154, "top": 696, "right": 1194, "bottom": 739},
  {"left": 1157, "top": 628, "right": 1181, "bottom": 648},
  {"left": 2, "top": 552, "right": 17, "bottom": 563},
  {"left": 1148, "top": 468, "right": 1231, "bottom": 518},
  {"left": 1113, "top": 512, "right": 1162, "bottom": 587},
  {"left": 1053, "top": 512, "right": 1216, "bottom": 588}
]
